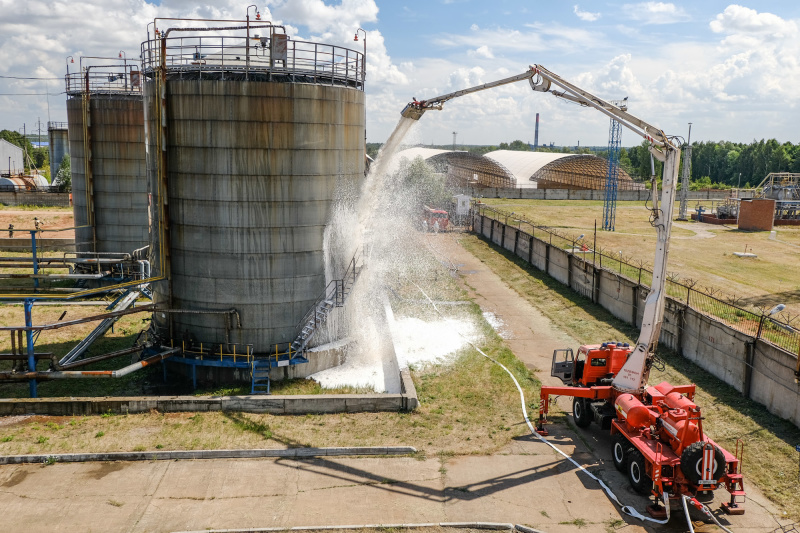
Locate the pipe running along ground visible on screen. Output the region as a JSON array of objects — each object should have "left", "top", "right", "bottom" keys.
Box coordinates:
[
  {"left": 411, "top": 235, "right": 734, "bottom": 532},
  {"left": 0, "top": 347, "right": 178, "bottom": 380}
]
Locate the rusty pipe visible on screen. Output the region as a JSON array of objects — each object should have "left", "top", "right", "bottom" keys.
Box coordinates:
[
  {"left": 0, "top": 348, "right": 177, "bottom": 380},
  {"left": 0, "top": 305, "right": 155, "bottom": 332},
  {"left": 57, "top": 346, "right": 143, "bottom": 370}
]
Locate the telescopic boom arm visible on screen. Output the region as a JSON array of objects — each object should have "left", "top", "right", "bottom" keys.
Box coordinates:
[{"left": 401, "top": 64, "right": 681, "bottom": 392}]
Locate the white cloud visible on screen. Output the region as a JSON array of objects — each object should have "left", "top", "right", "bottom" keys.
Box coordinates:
[
  {"left": 267, "top": 0, "right": 378, "bottom": 35},
  {"left": 435, "top": 23, "right": 603, "bottom": 55},
  {"left": 573, "top": 5, "right": 600, "bottom": 22},
  {"left": 0, "top": 0, "right": 411, "bottom": 132},
  {"left": 268, "top": 0, "right": 405, "bottom": 85},
  {"left": 710, "top": 5, "right": 797, "bottom": 37},
  {"left": 622, "top": 2, "right": 690, "bottom": 24},
  {"left": 468, "top": 45, "right": 494, "bottom": 59}
]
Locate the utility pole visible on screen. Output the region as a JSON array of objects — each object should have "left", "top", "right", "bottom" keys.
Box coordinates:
[
  {"left": 452, "top": 131, "right": 457, "bottom": 152},
  {"left": 677, "top": 122, "right": 692, "bottom": 221}
]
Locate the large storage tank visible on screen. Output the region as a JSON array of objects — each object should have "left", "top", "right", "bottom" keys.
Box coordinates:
[
  {"left": 47, "top": 122, "right": 69, "bottom": 177},
  {"left": 143, "top": 26, "right": 365, "bottom": 355},
  {"left": 65, "top": 59, "right": 148, "bottom": 254}
]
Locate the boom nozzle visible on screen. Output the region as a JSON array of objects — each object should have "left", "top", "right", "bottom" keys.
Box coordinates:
[{"left": 400, "top": 101, "right": 426, "bottom": 120}]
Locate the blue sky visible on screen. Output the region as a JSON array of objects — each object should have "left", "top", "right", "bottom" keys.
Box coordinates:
[{"left": 0, "top": 1, "right": 798, "bottom": 147}]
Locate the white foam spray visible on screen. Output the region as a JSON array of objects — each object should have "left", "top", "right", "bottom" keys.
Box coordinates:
[{"left": 312, "top": 116, "right": 477, "bottom": 392}]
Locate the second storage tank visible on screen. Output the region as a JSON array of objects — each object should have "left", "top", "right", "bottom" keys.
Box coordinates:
[{"left": 65, "top": 58, "right": 148, "bottom": 254}]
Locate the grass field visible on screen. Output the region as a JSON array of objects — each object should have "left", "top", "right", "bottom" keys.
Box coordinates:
[
  {"left": 482, "top": 199, "right": 800, "bottom": 321},
  {"left": 0, "top": 302, "right": 540, "bottom": 459},
  {"left": 0, "top": 236, "right": 541, "bottom": 456}
]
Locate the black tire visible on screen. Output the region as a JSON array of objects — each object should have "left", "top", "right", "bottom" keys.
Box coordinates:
[
  {"left": 573, "top": 397, "right": 591, "bottom": 428},
  {"left": 627, "top": 450, "right": 652, "bottom": 495},
  {"left": 612, "top": 434, "right": 633, "bottom": 472},
  {"left": 680, "top": 441, "right": 726, "bottom": 485}
]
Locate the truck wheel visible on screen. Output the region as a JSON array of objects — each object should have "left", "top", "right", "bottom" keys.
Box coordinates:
[
  {"left": 573, "top": 397, "right": 591, "bottom": 428},
  {"left": 612, "top": 434, "right": 633, "bottom": 472},
  {"left": 627, "top": 450, "right": 651, "bottom": 495},
  {"left": 680, "top": 442, "right": 726, "bottom": 485}
]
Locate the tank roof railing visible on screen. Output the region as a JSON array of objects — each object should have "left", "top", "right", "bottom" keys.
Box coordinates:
[
  {"left": 65, "top": 60, "right": 143, "bottom": 96},
  {"left": 140, "top": 31, "right": 364, "bottom": 89},
  {"left": 47, "top": 121, "right": 69, "bottom": 130}
]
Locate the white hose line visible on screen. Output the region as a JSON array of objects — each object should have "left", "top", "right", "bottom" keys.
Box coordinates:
[
  {"left": 407, "top": 279, "right": 671, "bottom": 525},
  {"left": 415, "top": 236, "right": 739, "bottom": 530},
  {"left": 682, "top": 496, "right": 734, "bottom": 533}
]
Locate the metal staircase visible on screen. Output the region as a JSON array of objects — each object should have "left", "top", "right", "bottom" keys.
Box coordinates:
[
  {"left": 289, "top": 248, "right": 362, "bottom": 354},
  {"left": 249, "top": 249, "right": 362, "bottom": 395},
  {"left": 58, "top": 288, "right": 142, "bottom": 367}
]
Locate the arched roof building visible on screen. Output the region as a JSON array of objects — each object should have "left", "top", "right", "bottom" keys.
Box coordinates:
[
  {"left": 390, "top": 148, "right": 643, "bottom": 191},
  {"left": 485, "top": 150, "right": 642, "bottom": 190}
]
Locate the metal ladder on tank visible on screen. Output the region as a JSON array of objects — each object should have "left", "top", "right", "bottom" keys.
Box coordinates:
[
  {"left": 289, "top": 248, "right": 363, "bottom": 355},
  {"left": 250, "top": 362, "right": 272, "bottom": 395}
]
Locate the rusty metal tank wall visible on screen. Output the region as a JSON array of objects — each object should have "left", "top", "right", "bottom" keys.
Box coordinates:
[
  {"left": 146, "top": 80, "right": 365, "bottom": 351},
  {"left": 66, "top": 95, "right": 148, "bottom": 254}
]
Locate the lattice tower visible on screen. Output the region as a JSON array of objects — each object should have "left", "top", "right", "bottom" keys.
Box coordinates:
[{"left": 603, "top": 98, "right": 627, "bottom": 231}]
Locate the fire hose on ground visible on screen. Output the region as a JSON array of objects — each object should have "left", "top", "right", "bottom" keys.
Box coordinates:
[{"left": 407, "top": 246, "right": 734, "bottom": 532}]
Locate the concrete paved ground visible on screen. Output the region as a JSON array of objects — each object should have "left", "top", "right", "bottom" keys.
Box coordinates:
[{"left": 0, "top": 233, "right": 792, "bottom": 533}]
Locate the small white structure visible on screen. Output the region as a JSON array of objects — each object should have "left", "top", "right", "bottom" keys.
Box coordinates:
[
  {"left": 453, "top": 194, "right": 471, "bottom": 216},
  {"left": 0, "top": 139, "right": 24, "bottom": 176}
]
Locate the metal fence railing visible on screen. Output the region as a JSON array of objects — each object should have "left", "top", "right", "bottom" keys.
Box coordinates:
[
  {"left": 140, "top": 28, "right": 364, "bottom": 89},
  {"left": 476, "top": 204, "right": 800, "bottom": 356},
  {"left": 65, "top": 61, "right": 143, "bottom": 96}
]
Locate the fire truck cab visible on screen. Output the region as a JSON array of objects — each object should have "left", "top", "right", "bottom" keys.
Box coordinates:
[
  {"left": 422, "top": 205, "right": 449, "bottom": 231},
  {"left": 552, "top": 342, "right": 632, "bottom": 387}
]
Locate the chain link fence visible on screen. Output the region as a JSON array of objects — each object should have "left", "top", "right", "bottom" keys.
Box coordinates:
[{"left": 476, "top": 204, "right": 800, "bottom": 356}]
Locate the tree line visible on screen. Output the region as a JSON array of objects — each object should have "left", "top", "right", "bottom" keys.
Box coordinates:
[{"left": 368, "top": 137, "right": 800, "bottom": 189}]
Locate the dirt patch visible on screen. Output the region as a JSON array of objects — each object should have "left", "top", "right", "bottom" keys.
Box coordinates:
[
  {"left": 87, "top": 462, "right": 126, "bottom": 480},
  {"left": 1, "top": 469, "right": 28, "bottom": 487},
  {"left": 0, "top": 207, "right": 74, "bottom": 239},
  {"left": 0, "top": 416, "right": 31, "bottom": 428}
]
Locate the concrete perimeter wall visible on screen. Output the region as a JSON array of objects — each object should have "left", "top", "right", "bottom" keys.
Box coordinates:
[
  {"left": 0, "top": 191, "right": 70, "bottom": 207},
  {"left": 465, "top": 187, "right": 731, "bottom": 201},
  {"left": 473, "top": 213, "right": 800, "bottom": 428}
]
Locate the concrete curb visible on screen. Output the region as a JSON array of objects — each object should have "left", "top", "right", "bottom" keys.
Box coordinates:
[
  {"left": 173, "top": 523, "right": 546, "bottom": 533},
  {"left": 0, "top": 446, "right": 418, "bottom": 465},
  {"left": 0, "top": 390, "right": 419, "bottom": 416}
]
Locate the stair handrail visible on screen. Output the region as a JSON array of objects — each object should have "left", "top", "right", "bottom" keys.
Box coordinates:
[{"left": 290, "top": 247, "right": 363, "bottom": 351}]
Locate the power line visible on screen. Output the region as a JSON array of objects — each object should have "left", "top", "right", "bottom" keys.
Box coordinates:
[
  {"left": 0, "top": 92, "right": 66, "bottom": 96},
  {"left": 0, "top": 75, "right": 63, "bottom": 80}
]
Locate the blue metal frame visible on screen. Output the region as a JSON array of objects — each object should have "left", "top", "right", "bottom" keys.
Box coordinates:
[
  {"left": 24, "top": 298, "right": 36, "bottom": 397},
  {"left": 603, "top": 117, "right": 622, "bottom": 231},
  {"left": 30, "top": 231, "right": 39, "bottom": 291},
  {"left": 168, "top": 353, "right": 309, "bottom": 390}
]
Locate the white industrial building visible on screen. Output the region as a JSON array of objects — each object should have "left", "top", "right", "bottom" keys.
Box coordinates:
[{"left": 0, "top": 139, "right": 24, "bottom": 176}]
